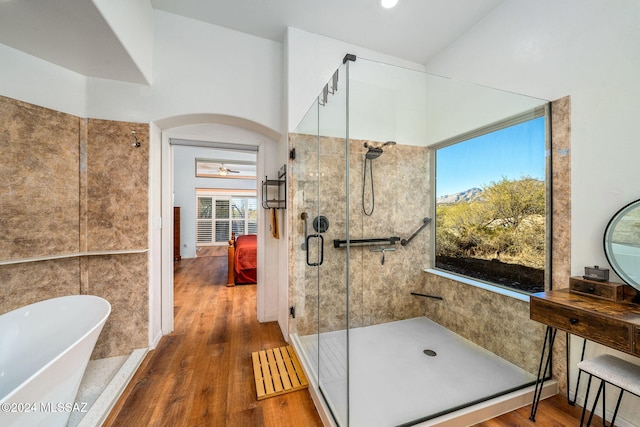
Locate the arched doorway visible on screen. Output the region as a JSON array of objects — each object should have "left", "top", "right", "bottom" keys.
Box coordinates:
[{"left": 149, "top": 113, "right": 282, "bottom": 344}]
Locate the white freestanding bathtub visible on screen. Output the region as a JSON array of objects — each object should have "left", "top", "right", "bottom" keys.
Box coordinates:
[{"left": 0, "top": 295, "right": 111, "bottom": 427}]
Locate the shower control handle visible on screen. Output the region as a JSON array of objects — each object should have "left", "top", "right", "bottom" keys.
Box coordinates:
[{"left": 305, "top": 234, "right": 324, "bottom": 267}]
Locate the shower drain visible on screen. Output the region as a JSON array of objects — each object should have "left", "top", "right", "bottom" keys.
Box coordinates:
[{"left": 423, "top": 349, "right": 437, "bottom": 357}]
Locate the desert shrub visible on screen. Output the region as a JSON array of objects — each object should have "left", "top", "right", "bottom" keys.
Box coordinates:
[{"left": 436, "top": 177, "right": 545, "bottom": 270}]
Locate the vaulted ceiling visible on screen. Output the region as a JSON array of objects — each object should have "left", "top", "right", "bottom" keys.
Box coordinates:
[
  {"left": 150, "top": 0, "right": 505, "bottom": 65},
  {"left": 0, "top": 0, "right": 505, "bottom": 83}
]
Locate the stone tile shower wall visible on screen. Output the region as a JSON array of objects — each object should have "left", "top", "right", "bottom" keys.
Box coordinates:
[
  {"left": 0, "top": 95, "right": 148, "bottom": 358},
  {"left": 288, "top": 132, "right": 431, "bottom": 337},
  {"left": 421, "top": 97, "right": 571, "bottom": 380},
  {"left": 289, "top": 97, "right": 571, "bottom": 383}
]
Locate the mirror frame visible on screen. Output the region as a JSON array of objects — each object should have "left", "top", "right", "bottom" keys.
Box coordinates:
[{"left": 603, "top": 198, "right": 640, "bottom": 294}]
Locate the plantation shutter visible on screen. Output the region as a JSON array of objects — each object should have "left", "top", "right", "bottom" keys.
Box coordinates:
[
  {"left": 248, "top": 198, "right": 258, "bottom": 234},
  {"left": 231, "top": 198, "right": 246, "bottom": 237},
  {"left": 196, "top": 197, "right": 213, "bottom": 243},
  {"left": 214, "top": 199, "right": 230, "bottom": 243},
  {"left": 196, "top": 194, "right": 257, "bottom": 246}
]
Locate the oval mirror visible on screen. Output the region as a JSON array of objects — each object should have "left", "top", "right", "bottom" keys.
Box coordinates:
[{"left": 603, "top": 199, "right": 640, "bottom": 295}]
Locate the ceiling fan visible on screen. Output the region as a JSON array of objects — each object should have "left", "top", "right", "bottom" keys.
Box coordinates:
[{"left": 218, "top": 163, "right": 240, "bottom": 176}]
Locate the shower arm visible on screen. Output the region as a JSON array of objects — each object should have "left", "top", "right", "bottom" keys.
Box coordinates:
[{"left": 400, "top": 217, "right": 431, "bottom": 246}]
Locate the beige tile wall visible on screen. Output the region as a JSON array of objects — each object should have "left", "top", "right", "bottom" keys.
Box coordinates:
[
  {"left": 0, "top": 96, "right": 148, "bottom": 358},
  {"left": 422, "top": 97, "right": 571, "bottom": 379},
  {"left": 288, "top": 133, "right": 430, "bottom": 336}
]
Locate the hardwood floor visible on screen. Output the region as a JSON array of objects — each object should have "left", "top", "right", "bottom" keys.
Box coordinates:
[
  {"left": 472, "top": 393, "right": 603, "bottom": 427},
  {"left": 104, "top": 256, "right": 322, "bottom": 427},
  {"left": 104, "top": 255, "right": 597, "bottom": 427}
]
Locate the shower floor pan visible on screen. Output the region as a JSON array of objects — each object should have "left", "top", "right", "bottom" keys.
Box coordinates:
[{"left": 292, "top": 317, "right": 555, "bottom": 427}]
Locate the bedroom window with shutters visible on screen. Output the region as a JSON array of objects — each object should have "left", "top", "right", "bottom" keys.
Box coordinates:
[{"left": 196, "top": 195, "right": 257, "bottom": 245}]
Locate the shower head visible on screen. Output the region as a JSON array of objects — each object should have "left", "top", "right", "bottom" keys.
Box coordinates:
[
  {"left": 364, "top": 141, "right": 396, "bottom": 159},
  {"left": 365, "top": 147, "right": 384, "bottom": 159}
]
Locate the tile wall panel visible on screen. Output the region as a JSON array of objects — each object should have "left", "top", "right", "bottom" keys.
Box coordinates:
[{"left": 0, "top": 96, "right": 149, "bottom": 359}]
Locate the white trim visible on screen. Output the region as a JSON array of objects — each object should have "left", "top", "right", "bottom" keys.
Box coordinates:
[
  {"left": 160, "top": 132, "right": 175, "bottom": 335},
  {"left": 424, "top": 268, "right": 531, "bottom": 302},
  {"left": 148, "top": 121, "right": 162, "bottom": 352},
  {"left": 417, "top": 382, "right": 557, "bottom": 426},
  {"left": 255, "top": 140, "right": 267, "bottom": 322},
  {"left": 160, "top": 132, "right": 269, "bottom": 332},
  {"left": 196, "top": 188, "right": 257, "bottom": 196}
]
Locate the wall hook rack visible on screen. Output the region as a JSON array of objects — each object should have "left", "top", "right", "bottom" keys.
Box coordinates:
[{"left": 261, "top": 164, "right": 286, "bottom": 209}]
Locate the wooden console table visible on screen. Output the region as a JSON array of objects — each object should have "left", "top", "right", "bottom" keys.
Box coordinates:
[{"left": 528, "top": 288, "right": 640, "bottom": 420}]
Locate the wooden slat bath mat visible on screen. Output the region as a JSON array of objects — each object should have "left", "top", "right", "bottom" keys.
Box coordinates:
[{"left": 251, "top": 345, "right": 309, "bottom": 400}]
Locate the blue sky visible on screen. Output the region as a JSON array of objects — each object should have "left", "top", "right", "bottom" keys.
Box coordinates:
[{"left": 436, "top": 116, "right": 546, "bottom": 197}]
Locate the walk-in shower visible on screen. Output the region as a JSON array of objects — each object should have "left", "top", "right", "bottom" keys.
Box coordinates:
[{"left": 288, "top": 55, "right": 549, "bottom": 426}]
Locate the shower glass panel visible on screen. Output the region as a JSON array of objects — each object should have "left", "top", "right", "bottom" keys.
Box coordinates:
[
  {"left": 290, "top": 56, "right": 548, "bottom": 427},
  {"left": 316, "top": 62, "right": 349, "bottom": 425},
  {"left": 346, "top": 58, "right": 434, "bottom": 426},
  {"left": 291, "top": 62, "right": 350, "bottom": 425}
]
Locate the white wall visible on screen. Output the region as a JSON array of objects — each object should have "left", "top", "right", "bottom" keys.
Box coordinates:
[
  {"left": 0, "top": 43, "right": 87, "bottom": 117},
  {"left": 173, "top": 145, "right": 257, "bottom": 259},
  {"left": 86, "top": 76, "right": 153, "bottom": 122},
  {"left": 91, "top": 0, "right": 154, "bottom": 84},
  {"left": 424, "top": 75, "right": 547, "bottom": 145},
  {"left": 153, "top": 11, "right": 282, "bottom": 132},
  {"left": 286, "top": 27, "right": 426, "bottom": 133},
  {"left": 425, "top": 1, "right": 640, "bottom": 424}
]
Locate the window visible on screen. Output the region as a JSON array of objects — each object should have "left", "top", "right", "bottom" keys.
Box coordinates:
[
  {"left": 434, "top": 109, "right": 548, "bottom": 294},
  {"left": 196, "top": 195, "right": 257, "bottom": 245}
]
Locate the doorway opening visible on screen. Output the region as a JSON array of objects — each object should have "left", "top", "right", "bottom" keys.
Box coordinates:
[
  {"left": 153, "top": 114, "right": 283, "bottom": 346},
  {"left": 173, "top": 145, "right": 257, "bottom": 262}
]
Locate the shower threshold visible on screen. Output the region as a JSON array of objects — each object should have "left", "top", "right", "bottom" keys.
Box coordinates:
[{"left": 291, "top": 317, "right": 557, "bottom": 427}]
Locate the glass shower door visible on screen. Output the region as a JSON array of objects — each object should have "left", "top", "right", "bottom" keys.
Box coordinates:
[
  {"left": 315, "top": 62, "right": 349, "bottom": 426},
  {"left": 291, "top": 60, "right": 349, "bottom": 426}
]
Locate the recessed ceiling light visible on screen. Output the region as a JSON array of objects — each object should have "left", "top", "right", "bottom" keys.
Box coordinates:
[{"left": 380, "top": 0, "right": 399, "bottom": 9}]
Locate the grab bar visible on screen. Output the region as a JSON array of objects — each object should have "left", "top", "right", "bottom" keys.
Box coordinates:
[
  {"left": 333, "top": 237, "right": 400, "bottom": 248},
  {"left": 401, "top": 218, "right": 431, "bottom": 246}
]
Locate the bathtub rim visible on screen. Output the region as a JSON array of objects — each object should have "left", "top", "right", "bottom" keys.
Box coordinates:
[{"left": 0, "top": 294, "right": 111, "bottom": 403}]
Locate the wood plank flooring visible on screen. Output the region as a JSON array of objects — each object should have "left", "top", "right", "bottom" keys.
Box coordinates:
[
  {"left": 104, "top": 255, "right": 598, "bottom": 427},
  {"left": 472, "top": 393, "right": 603, "bottom": 427},
  {"left": 103, "top": 256, "right": 322, "bottom": 427}
]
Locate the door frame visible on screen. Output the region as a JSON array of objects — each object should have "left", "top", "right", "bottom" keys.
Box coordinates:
[{"left": 158, "top": 131, "right": 268, "bottom": 336}]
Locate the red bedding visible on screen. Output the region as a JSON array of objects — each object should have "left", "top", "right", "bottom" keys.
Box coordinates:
[{"left": 234, "top": 234, "right": 257, "bottom": 284}]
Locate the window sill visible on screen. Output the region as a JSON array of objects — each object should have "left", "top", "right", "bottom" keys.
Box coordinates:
[{"left": 424, "top": 268, "right": 531, "bottom": 303}]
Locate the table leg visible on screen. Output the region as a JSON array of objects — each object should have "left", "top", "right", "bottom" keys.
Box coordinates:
[
  {"left": 569, "top": 336, "right": 587, "bottom": 405},
  {"left": 530, "top": 326, "right": 557, "bottom": 421}
]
